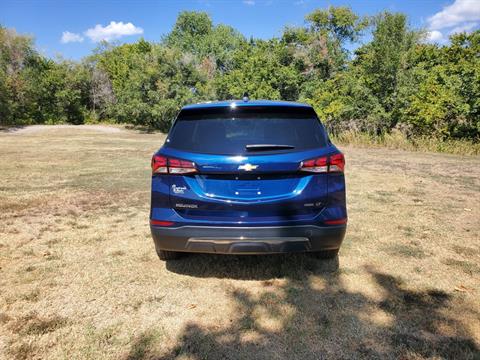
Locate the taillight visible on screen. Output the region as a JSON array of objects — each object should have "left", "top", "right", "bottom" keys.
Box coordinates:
[
  {"left": 301, "top": 156, "right": 328, "bottom": 173},
  {"left": 168, "top": 158, "right": 196, "bottom": 174},
  {"left": 329, "top": 153, "right": 345, "bottom": 172},
  {"left": 151, "top": 155, "right": 197, "bottom": 175},
  {"left": 301, "top": 153, "right": 345, "bottom": 173},
  {"left": 151, "top": 155, "right": 168, "bottom": 174}
]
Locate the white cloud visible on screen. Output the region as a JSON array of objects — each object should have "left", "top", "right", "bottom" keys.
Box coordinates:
[
  {"left": 84, "top": 21, "right": 143, "bottom": 42},
  {"left": 426, "top": 30, "right": 445, "bottom": 43},
  {"left": 243, "top": 0, "right": 255, "bottom": 5},
  {"left": 61, "top": 31, "right": 84, "bottom": 43},
  {"left": 449, "top": 21, "right": 479, "bottom": 34},
  {"left": 427, "top": 0, "right": 480, "bottom": 30}
]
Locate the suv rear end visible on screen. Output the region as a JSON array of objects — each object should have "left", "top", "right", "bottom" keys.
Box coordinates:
[{"left": 150, "top": 100, "right": 347, "bottom": 260}]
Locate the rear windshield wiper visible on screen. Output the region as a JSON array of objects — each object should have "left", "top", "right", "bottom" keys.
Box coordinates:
[{"left": 245, "top": 144, "right": 295, "bottom": 151}]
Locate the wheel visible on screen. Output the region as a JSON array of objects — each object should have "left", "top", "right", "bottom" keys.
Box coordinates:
[
  {"left": 156, "top": 249, "right": 181, "bottom": 261},
  {"left": 311, "top": 249, "right": 339, "bottom": 259}
]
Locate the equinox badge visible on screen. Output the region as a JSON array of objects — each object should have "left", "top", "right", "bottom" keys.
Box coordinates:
[{"left": 238, "top": 163, "right": 258, "bottom": 171}]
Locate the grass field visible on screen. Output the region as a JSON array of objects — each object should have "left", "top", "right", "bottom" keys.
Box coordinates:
[{"left": 0, "top": 126, "right": 479, "bottom": 359}]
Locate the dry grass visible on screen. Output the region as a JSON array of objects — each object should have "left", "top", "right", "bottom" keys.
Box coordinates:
[
  {"left": 333, "top": 130, "right": 480, "bottom": 156},
  {"left": 0, "top": 127, "right": 479, "bottom": 359}
]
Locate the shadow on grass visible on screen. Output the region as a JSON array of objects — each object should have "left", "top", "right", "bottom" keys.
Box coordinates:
[
  {"left": 128, "top": 255, "right": 479, "bottom": 359},
  {"left": 166, "top": 253, "right": 338, "bottom": 280}
]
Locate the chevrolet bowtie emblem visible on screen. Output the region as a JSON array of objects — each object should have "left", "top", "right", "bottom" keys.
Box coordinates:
[{"left": 238, "top": 163, "right": 258, "bottom": 171}]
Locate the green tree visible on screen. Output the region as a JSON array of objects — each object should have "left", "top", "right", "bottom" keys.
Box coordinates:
[
  {"left": 353, "top": 12, "right": 420, "bottom": 130},
  {"left": 163, "top": 11, "right": 245, "bottom": 71},
  {"left": 1, "top": 11, "right": 479, "bottom": 142},
  {"left": 215, "top": 40, "right": 300, "bottom": 101},
  {"left": 0, "top": 26, "right": 36, "bottom": 124},
  {"left": 94, "top": 41, "right": 209, "bottom": 130},
  {"left": 283, "top": 6, "right": 368, "bottom": 85},
  {"left": 397, "top": 31, "right": 480, "bottom": 138},
  {"left": 303, "top": 72, "right": 387, "bottom": 134}
]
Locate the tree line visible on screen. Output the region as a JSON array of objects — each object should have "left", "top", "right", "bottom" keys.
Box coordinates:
[{"left": 1, "top": 7, "right": 479, "bottom": 140}]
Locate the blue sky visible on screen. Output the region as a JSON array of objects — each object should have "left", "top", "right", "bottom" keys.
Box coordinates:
[{"left": 1, "top": 0, "right": 479, "bottom": 60}]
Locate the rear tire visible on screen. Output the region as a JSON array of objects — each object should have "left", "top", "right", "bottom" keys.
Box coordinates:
[
  {"left": 312, "top": 249, "right": 339, "bottom": 259},
  {"left": 156, "top": 249, "right": 181, "bottom": 261}
]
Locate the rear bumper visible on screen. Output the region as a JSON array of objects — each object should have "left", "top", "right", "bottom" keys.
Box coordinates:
[{"left": 151, "top": 224, "right": 346, "bottom": 254}]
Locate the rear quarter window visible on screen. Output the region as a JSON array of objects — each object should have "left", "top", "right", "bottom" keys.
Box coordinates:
[{"left": 166, "top": 106, "right": 328, "bottom": 155}]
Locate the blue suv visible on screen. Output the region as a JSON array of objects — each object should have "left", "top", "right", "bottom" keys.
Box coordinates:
[{"left": 150, "top": 100, "right": 347, "bottom": 260}]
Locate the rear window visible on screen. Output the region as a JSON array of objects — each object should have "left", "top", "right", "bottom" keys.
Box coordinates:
[{"left": 166, "top": 106, "right": 328, "bottom": 155}]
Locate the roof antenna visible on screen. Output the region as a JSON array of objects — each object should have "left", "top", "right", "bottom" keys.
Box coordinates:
[{"left": 243, "top": 92, "right": 249, "bottom": 102}]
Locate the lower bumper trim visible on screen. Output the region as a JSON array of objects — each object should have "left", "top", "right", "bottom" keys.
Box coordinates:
[
  {"left": 186, "top": 237, "right": 311, "bottom": 253},
  {"left": 151, "top": 224, "right": 346, "bottom": 255}
]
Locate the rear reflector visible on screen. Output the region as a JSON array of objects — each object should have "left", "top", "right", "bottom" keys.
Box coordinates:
[
  {"left": 301, "top": 153, "right": 345, "bottom": 173},
  {"left": 324, "top": 218, "right": 347, "bottom": 225},
  {"left": 151, "top": 155, "right": 197, "bottom": 175},
  {"left": 150, "top": 220, "right": 175, "bottom": 226}
]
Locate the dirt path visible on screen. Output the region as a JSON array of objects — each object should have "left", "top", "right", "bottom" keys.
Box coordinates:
[{"left": 2, "top": 124, "right": 125, "bottom": 134}]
